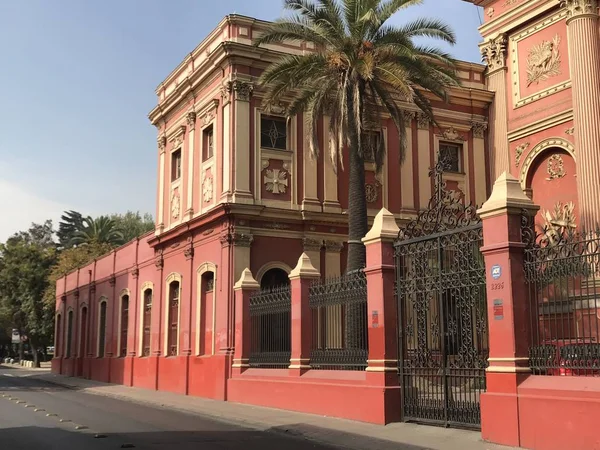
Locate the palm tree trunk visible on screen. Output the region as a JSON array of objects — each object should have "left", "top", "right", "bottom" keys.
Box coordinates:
[{"left": 345, "top": 88, "right": 368, "bottom": 273}]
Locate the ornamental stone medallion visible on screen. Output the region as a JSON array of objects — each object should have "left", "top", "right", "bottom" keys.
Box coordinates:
[
  {"left": 526, "top": 34, "right": 562, "bottom": 87},
  {"left": 546, "top": 154, "right": 566, "bottom": 180},
  {"left": 264, "top": 167, "right": 289, "bottom": 194},
  {"left": 365, "top": 183, "right": 378, "bottom": 203}
]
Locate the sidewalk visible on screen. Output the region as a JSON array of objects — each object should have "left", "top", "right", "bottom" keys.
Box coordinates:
[{"left": 24, "top": 370, "right": 515, "bottom": 450}]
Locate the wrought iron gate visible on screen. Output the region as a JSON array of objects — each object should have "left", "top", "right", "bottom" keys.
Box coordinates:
[{"left": 394, "top": 157, "right": 489, "bottom": 428}]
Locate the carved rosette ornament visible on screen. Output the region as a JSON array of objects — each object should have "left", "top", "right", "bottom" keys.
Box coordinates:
[
  {"left": 264, "top": 168, "right": 289, "bottom": 194},
  {"left": 546, "top": 154, "right": 567, "bottom": 180},
  {"left": 470, "top": 122, "right": 487, "bottom": 139},
  {"left": 560, "top": 0, "right": 598, "bottom": 19},
  {"left": 480, "top": 34, "right": 508, "bottom": 72},
  {"left": 526, "top": 34, "right": 562, "bottom": 87}
]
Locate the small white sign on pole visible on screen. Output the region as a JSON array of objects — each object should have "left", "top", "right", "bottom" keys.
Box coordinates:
[{"left": 11, "top": 329, "right": 20, "bottom": 344}]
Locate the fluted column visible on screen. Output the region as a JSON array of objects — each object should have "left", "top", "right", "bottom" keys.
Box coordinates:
[
  {"left": 481, "top": 34, "right": 510, "bottom": 180},
  {"left": 562, "top": 0, "right": 600, "bottom": 230}
]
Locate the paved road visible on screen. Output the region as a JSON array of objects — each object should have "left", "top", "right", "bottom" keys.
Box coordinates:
[{"left": 0, "top": 366, "right": 336, "bottom": 450}]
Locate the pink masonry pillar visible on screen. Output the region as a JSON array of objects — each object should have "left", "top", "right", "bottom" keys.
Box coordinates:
[
  {"left": 232, "top": 268, "right": 259, "bottom": 375},
  {"left": 363, "top": 208, "right": 401, "bottom": 424},
  {"left": 478, "top": 172, "right": 539, "bottom": 447},
  {"left": 289, "top": 253, "right": 320, "bottom": 375}
]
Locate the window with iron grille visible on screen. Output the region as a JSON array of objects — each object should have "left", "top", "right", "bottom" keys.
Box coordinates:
[
  {"left": 439, "top": 142, "right": 462, "bottom": 173},
  {"left": 171, "top": 149, "right": 182, "bottom": 181},
  {"left": 120, "top": 295, "right": 129, "bottom": 357},
  {"left": 260, "top": 115, "right": 287, "bottom": 150},
  {"left": 66, "top": 310, "right": 73, "bottom": 358},
  {"left": 167, "top": 281, "right": 180, "bottom": 356},
  {"left": 142, "top": 289, "right": 152, "bottom": 357},
  {"left": 203, "top": 126, "right": 214, "bottom": 161},
  {"left": 98, "top": 302, "right": 107, "bottom": 358}
]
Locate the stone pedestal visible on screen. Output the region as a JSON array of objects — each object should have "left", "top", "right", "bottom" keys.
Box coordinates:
[{"left": 232, "top": 268, "right": 259, "bottom": 374}]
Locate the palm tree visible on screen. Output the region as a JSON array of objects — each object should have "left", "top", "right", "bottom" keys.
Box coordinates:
[
  {"left": 57, "top": 210, "right": 84, "bottom": 249},
  {"left": 256, "top": 0, "right": 459, "bottom": 271},
  {"left": 69, "top": 216, "right": 125, "bottom": 247}
]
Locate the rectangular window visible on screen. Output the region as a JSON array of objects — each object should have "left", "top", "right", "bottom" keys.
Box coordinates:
[
  {"left": 260, "top": 115, "right": 287, "bottom": 150},
  {"left": 98, "top": 302, "right": 107, "bottom": 358},
  {"left": 167, "top": 281, "right": 180, "bottom": 356},
  {"left": 142, "top": 289, "right": 152, "bottom": 357},
  {"left": 66, "top": 311, "right": 73, "bottom": 358},
  {"left": 203, "top": 126, "right": 214, "bottom": 161},
  {"left": 171, "top": 149, "right": 182, "bottom": 181},
  {"left": 362, "top": 131, "right": 381, "bottom": 163},
  {"left": 120, "top": 295, "right": 129, "bottom": 357},
  {"left": 439, "top": 142, "right": 462, "bottom": 173}
]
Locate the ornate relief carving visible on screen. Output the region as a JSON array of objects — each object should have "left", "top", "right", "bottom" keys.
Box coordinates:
[
  {"left": 231, "top": 233, "right": 253, "bottom": 247},
  {"left": 202, "top": 110, "right": 215, "bottom": 126},
  {"left": 227, "top": 79, "right": 253, "bottom": 102},
  {"left": 365, "top": 183, "right": 379, "bottom": 203},
  {"left": 546, "top": 154, "right": 567, "bottom": 180},
  {"left": 157, "top": 135, "right": 167, "bottom": 153},
  {"left": 155, "top": 255, "right": 164, "bottom": 270},
  {"left": 131, "top": 267, "right": 139, "bottom": 279},
  {"left": 402, "top": 110, "right": 416, "bottom": 124},
  {"left": 481, "top": 34, "right": 507, "bottom": 72},
  {"left": 220, "top": 82, "right": 231, "bottom": 103},
  {"left": 263, "top": 222, "right": 291, "bottom": 230},
  {"left": 565, "top": 127, "right": 575, "bottom": 135},
  {"left": 202, "top": 174, "right": 213, "bottom": 203},
  {"left": 109, "top": 275, "right": 116, "bottom": 287},
  {"left": 264, "top": 168, "right": 289, "bottom": 194},
  {"left": 171, "top": 191, "right": 181, "bottom": 220},
  {"left": 470, "top": 122, "right": 488, "bottom": 139},
  {"left": 526, "top": 34, "right": 562, "bottom": 87},
  {"left": 416, "top": 112, "right": 430, "bottom": 130},
  {"left": 440, "top": 126, "right": 466, "bottom": 141},
  {"left": 184, "top": 242, "right": 194, "bottom": 260},
  {"left": 186, "top": 111, "right": 196, "bottom": 130},
  {"left": 303, "top": 238, "right": 323, "bottom": 252},
  {"left": 560, "top": 0, "right": 598, "bottom": 19},
  {"left": 542, "top": 201, "right": 577, "bottom": 245},
  {"left": 514, "top": 142, "right": 530, "bottom": 167},
  {"left": 324, "top": 240, "right": 344, "bottom": 253},
  {"left": 487, "top": 7, "right": 495, "bottom": 17},
  {"left": 266, "top": 103, "right": 286, "bottom": 115}
]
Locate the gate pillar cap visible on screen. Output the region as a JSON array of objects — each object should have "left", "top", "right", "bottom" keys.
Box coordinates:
[
  {"left": 363, "top": 208, "right": 400, "bottom": 245},
  {"left": 289, "top": 253, "right": 320, "bottom": 280},
  {"left": 234, "top": 268, "right": 259, "bottom": 291},
  {"left": 478, "top": 172, "right": 538, "bottom": 219}
]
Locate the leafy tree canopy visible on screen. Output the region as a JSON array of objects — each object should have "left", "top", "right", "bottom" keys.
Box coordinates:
[{"left": 110, "top": 211, "right": 155, "bottom": 242}]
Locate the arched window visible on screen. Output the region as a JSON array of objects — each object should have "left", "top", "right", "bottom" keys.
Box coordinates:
[
  {"left": 141, "top": 287, "right": 152, "bottom": 357},
  {"left": 66, "top": 310, "right": 74, "bottom": 358},
  {"left": 119, "top": 294, "right": 129, "bottom": 357},
  {"left": 260, "top": 268, "right": 290, "bottom": 290},
  {"left": 55, "top": 313, "right": 62, "bottom": 357},
  {"left": 98, "top": 300, "right": 107, "bottom": 358},
  {"left": 166, "top": 278, "right": 181, "bottom": 356}
]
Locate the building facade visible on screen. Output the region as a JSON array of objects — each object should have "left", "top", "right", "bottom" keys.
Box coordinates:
[{"left": 52, "top": 1, "right": 600, "bottom": 447}]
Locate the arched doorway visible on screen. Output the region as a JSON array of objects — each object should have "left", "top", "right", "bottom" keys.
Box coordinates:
[{"left": 260, "top": 268, "right": 290, "bottom": 290}]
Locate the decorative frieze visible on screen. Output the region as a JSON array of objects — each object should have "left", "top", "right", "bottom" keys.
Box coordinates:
[
  {"left": 416, "top": 112, "right": 430, "bottom": 130},
  {"left": 303, "top": 238, "right": 323, "bottom": 252},
  {"left": 470, "top": 121, "right": 488, "bottom": 139},
  {"left": 560, "top": 0, "right": 598, "bottom": 19},
  {"left": 526, "top": 34, "right": 562, "bottom": 87},
  {"left": 481, "top": 34, "right": 508, "bottom": 72}
]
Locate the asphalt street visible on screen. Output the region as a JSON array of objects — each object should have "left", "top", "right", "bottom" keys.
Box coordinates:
[{"left": 0, "top": 366, "right": 337, "bottom": 450}]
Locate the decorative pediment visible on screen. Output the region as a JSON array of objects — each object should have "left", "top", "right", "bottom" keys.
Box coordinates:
[{"left": 438, "top": 127, "right": 466, "bottom": 142}]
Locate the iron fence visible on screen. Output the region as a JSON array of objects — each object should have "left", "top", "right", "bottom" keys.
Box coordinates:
[
  {"left": 523, "top": 215, "right": 600, "bottom": 376},
  {"left": 248, "top": 285, "right": 291, "bottom": 368},
  {"left": 308, "top": 270, "right": 368, "bottom": 370}
]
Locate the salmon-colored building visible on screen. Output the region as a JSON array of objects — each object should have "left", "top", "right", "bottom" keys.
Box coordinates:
[{"left": 53, "top": 2, "right": 600, "bottom": 448}]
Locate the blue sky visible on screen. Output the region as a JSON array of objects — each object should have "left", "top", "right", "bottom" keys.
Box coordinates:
[{"left": 0, "top": 0, "right": 483, "bottom": 241}]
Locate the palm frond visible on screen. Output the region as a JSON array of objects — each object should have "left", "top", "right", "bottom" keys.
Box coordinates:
[
  {"left": 376, "top": 0, "right": 423, "bottom": 26},
  {"left": 254, "top": 18, "right": 333, "bottom": 47},
  {"left": 396, "top": 17, "right": 456, "bottom": 45}
]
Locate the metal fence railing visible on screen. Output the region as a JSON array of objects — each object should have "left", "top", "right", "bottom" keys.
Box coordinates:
[
  {"left": 309, "top": 271, "right": 368, "bottom": 370},
  {"left": 248, "top": 285, "right": 291, "bottom": 369}
]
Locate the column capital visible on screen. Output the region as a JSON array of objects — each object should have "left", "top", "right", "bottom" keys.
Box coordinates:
[
  {"left": 186, "top": 111, "right": 197, "bottom": 131},
  {"left": 560, "top": 0, "right": 598, "bottom": 20},
  {"left": 471, "top": 121, "right": 488, "bottom": 139},
  {"left": 302, "top": 237, "right": 323, "bottom": 252},
  {"left": 225, "top": 79, "right": 254, "bottom": 102},
  {"left": 157, "top": 135, "right": 167, "bottom": 154},
  {"left": 415, "top": 111, "right": 430, "bottom": 130},
  {"left": 480, "top": 34, "right": 508, "bottom": 74}
]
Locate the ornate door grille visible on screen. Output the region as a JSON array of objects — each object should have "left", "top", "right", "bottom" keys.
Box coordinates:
[{"left": 394, "top": 156, "right": 489, "bottom": 428}]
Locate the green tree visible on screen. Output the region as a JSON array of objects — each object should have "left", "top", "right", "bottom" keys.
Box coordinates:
[
  {"left": 57, "top": 210, "right": 84, "bottom": 249},
  {"left": 110, "top": 211, "right": 155, "bottom": 242},
  {"left": 69, "top": 216, "right": 125, "bottom": 247},
  {"left": 257, "top": 0, "right": 459, "bottom": 271},
  {"left": 0, "top": 221, "right": 58, "bottom": 367}
]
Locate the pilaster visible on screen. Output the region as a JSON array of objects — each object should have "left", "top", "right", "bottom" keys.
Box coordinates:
[
  {"left": 400, "top": 111, "right": 416, "bottom": 211},
  {"left": 228, "top": 79, "right": 254, "bottom": 204},
  {"left": 232, "top": 268, "right": 260, "bottom": 373},
  {"left": 324, "top": 240, "right": 343, "bottom": 277},
  {"left": 156, "top": 135, "right": 167, "bottom": 235},
  {"left": 185, "top": 111, "right": 196, "bottom": 220},
  {"left": 560, "top": 0, "right": 600, "bottom": 229},
  {"left": 481, "top": 34, "right": 510, "bottom": 180},
  {"left": 416, "top": 112, "right": 431, "bottom": 209},
  {"left": 322, "top": 115, "right": 342, "bottom": 213},
  {"left": 471, "top": 121, "right": 489, "bottom": 206},
  {"left": 302, "top": 238, "right": 323, "bottom": 273}
]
